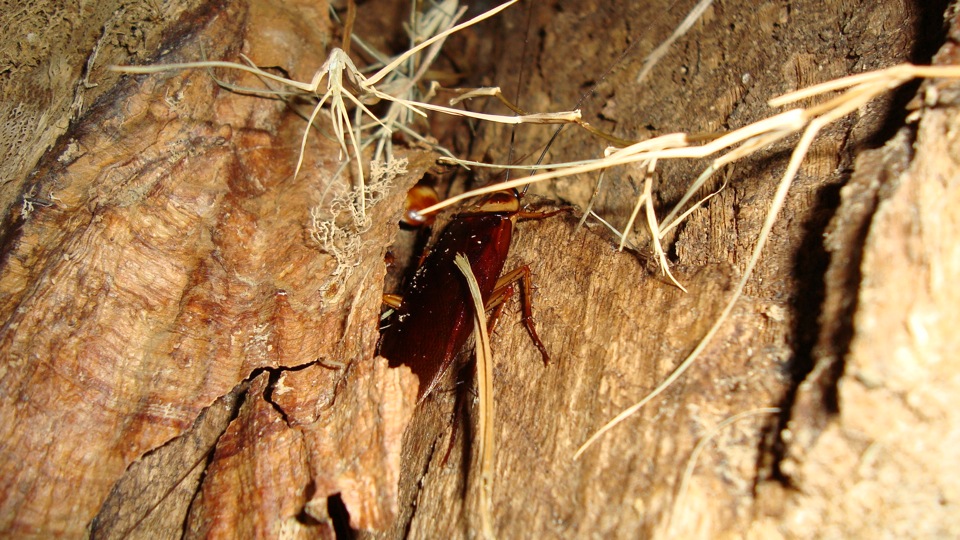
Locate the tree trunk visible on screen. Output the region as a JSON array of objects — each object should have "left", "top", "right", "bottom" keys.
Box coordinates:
[{"left": 1, "top": 0, "right": 956, "bottom": 538}]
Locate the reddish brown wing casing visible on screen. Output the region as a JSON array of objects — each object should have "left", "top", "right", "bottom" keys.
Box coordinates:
[{"left": 379, "top": 192, "right": 519, "bottom": 402}]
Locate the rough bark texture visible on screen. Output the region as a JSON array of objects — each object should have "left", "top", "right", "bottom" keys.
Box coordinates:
[
  {"left": 0, "top": 0, "right": 957, "bottom": 538},
  {"left": 0, "top": 0, "right": 422, "bottom": 536},
  {"left": 766, "top": 38, "right": 960, "bottom": 538}
]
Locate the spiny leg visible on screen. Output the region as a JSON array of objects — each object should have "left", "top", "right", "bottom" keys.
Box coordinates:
[{"left": 485, "top": 264, "right": 550, "bottom": 365}]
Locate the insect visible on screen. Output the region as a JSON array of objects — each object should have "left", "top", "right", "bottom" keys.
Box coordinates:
[
  {"left": 376, "top": 0, "right": 576, "bottom": 404},
  {"left": 378, "top": 186, "right": 557, "bottom": 402}
]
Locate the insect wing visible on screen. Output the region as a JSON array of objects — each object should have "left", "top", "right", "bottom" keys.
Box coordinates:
[{"left": 380, "top": 211, "right": 514, "bottom": 401}]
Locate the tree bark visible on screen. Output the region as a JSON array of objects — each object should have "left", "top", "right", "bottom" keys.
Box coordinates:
[{"left": 0, "top": 0, "right": 956, "bottom": 538}]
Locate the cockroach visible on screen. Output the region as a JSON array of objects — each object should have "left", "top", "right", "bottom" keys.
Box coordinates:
[
  {"left": 378, "top": 187, "right": 559, "bottom": 402},
  {"left": 378, "top": 0, "right": 582, "bottom": 404}
]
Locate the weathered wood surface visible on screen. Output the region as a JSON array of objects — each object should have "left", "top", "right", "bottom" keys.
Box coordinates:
[
  {"left": 0, "top": 0, "right": 424, "bottom": 536},
  {"left": 1, "top": 0, "right": 957, "bottom": 538},
  {"left": 0, "top": 0, "right": 211, "bottom": 219},
  {"left": 768, "top": 33, "right": 960, "bottom": 537}
]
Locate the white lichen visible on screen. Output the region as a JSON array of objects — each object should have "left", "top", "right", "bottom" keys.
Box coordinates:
[{"left": 309, "top": 157, "right": 407, "bottom": 303}]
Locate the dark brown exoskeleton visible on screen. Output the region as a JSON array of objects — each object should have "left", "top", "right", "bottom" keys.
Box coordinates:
[{"left": 378, "top": 188, "right": 555, "bottom": 402}]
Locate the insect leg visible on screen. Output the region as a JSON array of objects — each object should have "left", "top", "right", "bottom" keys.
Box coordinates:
[
  {"left": 483, "top": 282, "right": 515, "bottom": 334},
  {"left": 517, "top": 207, "right": 569, "bottom": 221},
  {"left": 382, "top": 294, "right": 403, "bottom": 309},
  {"left": 486, "top": 265, "right": 550, "bottom": 365}
]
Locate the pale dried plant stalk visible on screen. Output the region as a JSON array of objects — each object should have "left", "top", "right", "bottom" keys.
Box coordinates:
[
  {"left": 635, "top": 0, "right": 714, "bottom": 84},
  {"left": 454, "top": 253, "right": 496, "bottom": 540},
  {"left": 667, "top": 407, "right": 780, "bottom": 536},
  {"left": 346, "top": 0, "right": 466, "bottom": 164},
  {"left": 575, "top": 64, "right": 960, "bottom": 456},
  {"left": 110, "top": 0, "right": 960, "bottom": 472}
]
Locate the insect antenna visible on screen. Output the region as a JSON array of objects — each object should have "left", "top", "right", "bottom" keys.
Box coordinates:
[
  {"left": 502, "top": 0, "right": 535, "bottom": 189},
  {"left": 524, "top": 12, "right": 648, "bottom": 191}
]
